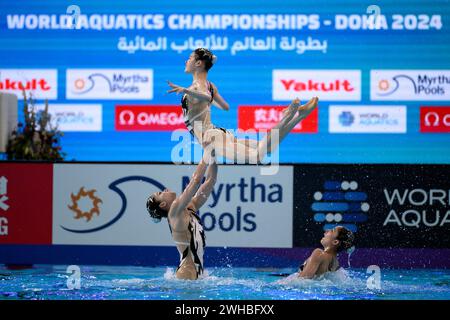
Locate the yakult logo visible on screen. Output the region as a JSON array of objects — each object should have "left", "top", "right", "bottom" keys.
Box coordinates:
[
  {"left": 281, "top": 79, "right": 354, "bottom": 92},
  {"left": 273, "top": 70, "right": 361, "bottom": 101},
  {"left": 0, "top": 79, "right": 50, "bottom": 90},
  {"left": 420, "top": 107, "right": 450, "bottom": 133},
  {"left": 115, "top": 106, "right": 185, "bottom": 131},
  {"left": 383, "top": 189, "right": 450, "bottom": 228},
  {"left": 0, "top": 69, "right": 58, "bottom": 99}
]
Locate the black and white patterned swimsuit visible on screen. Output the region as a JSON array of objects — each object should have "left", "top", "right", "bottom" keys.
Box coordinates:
[
  {"left": 168, "top": 208, "right": 206, "bottom": 278},
  {"left": 181, "top": 81, "right": 227, "bottom": 137}
]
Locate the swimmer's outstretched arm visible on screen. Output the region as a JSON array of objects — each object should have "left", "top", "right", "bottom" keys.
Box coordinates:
[
  {"left": 167, "top": 80, "right": 212, "bottom": 103},
  {"left": 169, "top": 150, "right": 213, "bottom": 217},
  {"left": 191, "top": 160, "right": 218, "bottom": 209},
  {"left": 299, "top": 249, "right": 324, "bottom": 279}
]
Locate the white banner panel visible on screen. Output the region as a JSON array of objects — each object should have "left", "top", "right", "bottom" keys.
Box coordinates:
[
  {"left": 371, "top": 70, "right": 450, "bottom": 101},
  {"left": 0, "top": 69, "right": 57, "bottom": 100},
  {"left": 273, "top": 69, "right": 361, "bottom": 101},
  {"left": 53, "top": 164, "right": 293, "bottom": 248},
  {"left": 329, "top": 105, "right": 407, "bottom": 133},
  {"left": 36, "top": 104, "right": 102, "bottom": 132},
  {"left": 66, "top": 69, "right": 153, "bottom": 100}
]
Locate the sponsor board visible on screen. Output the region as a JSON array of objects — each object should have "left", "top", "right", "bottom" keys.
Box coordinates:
[
  {"left": 371, "top": 70, "right": 450, "bottom": 101},
  {"left": 115, "top": 105, "right": 185, "bottom": 131},
  {"left": 273, "top": 70, "right": 361, "bottom": 101},
  {"left": 420, "top": 106, "right": 450, "bottom": 133},
  {"left": 0, "top": 163, "right": 53, "bottom": 244},
  {"left": 66, "top": 69, "right": 153, "bottom": 100},
  {"left": 53, "top": 164, "right": 293, "bottom": 248},
  {"left": 238, "top": 105, "right": 318, "bottom": 133},
  {"left": 0, "top": 69, "right": 57, "bottom": 100},
  {"left": 36, "top": 104, "right": 102, "bottom": 132},
  {"left": 329, "top": 105, "right": 407, "bottom": 133},
  {"left": 293, "top": 165, "right": 450, "bottom": 248}
]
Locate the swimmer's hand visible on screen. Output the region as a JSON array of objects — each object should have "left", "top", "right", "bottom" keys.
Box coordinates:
[{"left": 167, "top": 81, "right": 186, "bottom": 95}]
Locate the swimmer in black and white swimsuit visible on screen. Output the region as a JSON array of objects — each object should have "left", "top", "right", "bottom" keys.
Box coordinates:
[
  {"left": 168, "top": 207, "right": 205, "bottom": 278},
  {"left": 298, "top": 226, "right": 354, "bottom": 279},
  {"left": 181, "top": 78, "right": 227, "bottom": 138},
  {"left": 146, "top": 148, "right": 217, "bottom": 280},
  {"left": 167, "top": 48, "right": 319, "bottom": 164}
]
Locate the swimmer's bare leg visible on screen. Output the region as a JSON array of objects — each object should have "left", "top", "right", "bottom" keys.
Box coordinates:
[
  {"left": 238, "top": 139, "right": 259, "bottom": 149},
  {"left": 257, "top": 98, "right": 318, "bottom": 157},
  {"left": 285, "top": 96, "right": 319, "bottom": 128},
  {"left": 215, "top": 98, "right": 317, "bottom": 164},
  {"left": 229, "top": 98, "right": 306, "bottom": 163}
]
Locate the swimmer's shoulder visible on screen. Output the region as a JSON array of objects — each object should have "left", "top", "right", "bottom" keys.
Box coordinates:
[
  {"left": 303, "top": 249, "right": 325, "bottom": 266},
  {"left": 311, "top": 248, "right": 325, "bottom": 257},
  {"left": 310, "top": 249, "right": 329, "bottom": 264}
]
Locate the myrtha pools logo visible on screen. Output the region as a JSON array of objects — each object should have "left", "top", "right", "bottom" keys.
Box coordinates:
[
  {"left": 67, "top": 187, "right": 103, "bottom": 222},
  {"left": 61, "top": 176, "right": 165, "bottom": 233},
  {"left": 311, "top": 180, "right": 369, "bottom": 232},
  {"left": 66, "top": 69, "right": 153, "bottom": 100},
  {"left": 371, "top": 70, "right": 450, "bottom": 101}
]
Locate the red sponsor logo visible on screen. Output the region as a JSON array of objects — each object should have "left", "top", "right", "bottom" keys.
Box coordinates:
[
  {"left": 281, "top": 79, "right": 354, "bottom": 92},
  {"left": 0, "top": 79, "right": 51, "bottom": 91},
  {"left": 238, "top": 106, "right": 318, "bottom": 133},
  {"left": 115, "top": 105, "right": 186, "bottom": 131},
  {"left": 0, "top": 163, "right": 53, "bottom": 244},
  {"left": 420, "top": 107, "right": 450, "bottom": 133}
]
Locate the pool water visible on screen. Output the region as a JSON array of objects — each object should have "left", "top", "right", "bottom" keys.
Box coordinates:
[{"left": 0, "top": 265, "right": 449, "bottom": 300}]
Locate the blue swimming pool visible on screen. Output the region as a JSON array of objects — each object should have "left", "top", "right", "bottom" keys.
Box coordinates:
[{"left": 0, "top": 265, "right": 449, "bottom": 300}]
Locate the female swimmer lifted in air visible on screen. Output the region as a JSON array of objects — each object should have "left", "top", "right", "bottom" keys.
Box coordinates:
[{"left": 167, "top": 48, "right": 318, "bottom": 164}]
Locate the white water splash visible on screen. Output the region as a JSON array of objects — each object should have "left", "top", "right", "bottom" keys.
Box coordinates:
[
  {"left": 347, "top": 246, "right": 356, "bottom": 267},
  {"left": 163, "top": 267, "right": 176, "bottom": 280},
  {"left": 113, "top": 278, "right": 146, "bottom": 285},
  {"left": 275, "top": 268, "right": 353, "bottom": 287}
]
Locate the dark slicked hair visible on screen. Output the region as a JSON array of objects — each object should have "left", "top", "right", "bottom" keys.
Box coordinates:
[
  {"left": 146, "top": 194, "right": 167, "bottom": 221},
  {"left": 194, "top": 48, "right": 215, "bottom": 71},
  {"left": 336, "top": 227, "right": 355, "bottom": 253}
]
